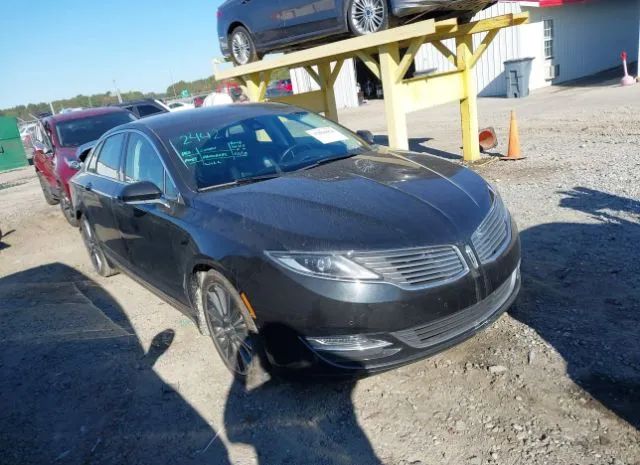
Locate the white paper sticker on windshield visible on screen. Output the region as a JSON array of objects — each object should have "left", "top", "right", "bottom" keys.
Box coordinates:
[{"left": 306, "top": 127, "right": 348, "bottom": 144}]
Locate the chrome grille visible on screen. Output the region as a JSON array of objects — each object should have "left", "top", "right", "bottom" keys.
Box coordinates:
[
  {"left": 472, "top": 194, "right": 511, "bottom": 264},
  {"left": 392, "top": 266, "right": 520, "bottom": 349},
  {"left": 352, "top": 245, "right": 468, "bottom": 290}
]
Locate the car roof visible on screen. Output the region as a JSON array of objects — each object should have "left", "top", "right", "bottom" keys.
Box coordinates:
[
  {"left": 118, "top": 103, "right": 298, "bottom": 135},
  {"left": 44, "top": 106, "right": 130, "bottom": 124},
  {"left": 114, "top": 99, "right": 160, "bottom": 107}
]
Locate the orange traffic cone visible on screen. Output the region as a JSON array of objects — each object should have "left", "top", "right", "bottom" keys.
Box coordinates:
[{"left": 501, "top": 110, "right": 525, "bottom": 161}]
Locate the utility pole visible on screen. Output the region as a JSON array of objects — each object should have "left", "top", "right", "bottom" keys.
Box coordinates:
[
  {"left": 88, "top": 95, "right": 93, "bottom": 107},
  {"left": 113, "top": 79, "right": 123, "bottom": 103},
  {"left": 49, "top": 102, "right": 55, "bottom": 115},
  {"left": 169, "top": 70, "right": 178, "bottom": 99}
]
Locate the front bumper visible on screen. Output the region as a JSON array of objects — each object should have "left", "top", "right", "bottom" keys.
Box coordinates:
[{"left": 245, "top": 220, "right": 521, "bottom": 376}]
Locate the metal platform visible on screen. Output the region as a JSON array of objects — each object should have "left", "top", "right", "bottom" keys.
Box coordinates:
[{"left": 214, "top": 13, "right": 529, "bottom": 162}]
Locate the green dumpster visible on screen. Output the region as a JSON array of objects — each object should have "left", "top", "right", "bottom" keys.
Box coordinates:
[{"left": 0, "top": 116, "right": 28, "bottom": 172}]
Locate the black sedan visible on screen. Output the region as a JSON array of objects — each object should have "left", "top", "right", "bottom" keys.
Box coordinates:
[
  {"left": 218, "top": 0, "right": 495, "bottom": 64},
  {"left": 70, "top": 104, "right": 520, "bottom": 379}
]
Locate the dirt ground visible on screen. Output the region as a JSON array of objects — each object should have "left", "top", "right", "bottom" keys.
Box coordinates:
[{"left": 1, "top": 79, "right": 639, "bottom": 465}]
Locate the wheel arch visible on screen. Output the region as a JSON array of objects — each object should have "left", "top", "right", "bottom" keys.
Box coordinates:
[
  {"left": 227, "top": 21, "right": 249, "bottom": 38},
  {"left": 186, "top": 257, "right": 239, "bottom": 336}
]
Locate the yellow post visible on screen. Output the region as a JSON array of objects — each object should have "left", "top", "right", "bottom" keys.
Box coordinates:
[
  {"left": 379, "top": 43, "right": 408, "bottom": 150},
  {"left": 317, "top": 61, "right": 339, "bottom": 122},
  {"left": 244, "top": 73, "right": 261, "bottom": 102},
  {"left": 456, "top": 34, "right": 481, "bottom": 162}
]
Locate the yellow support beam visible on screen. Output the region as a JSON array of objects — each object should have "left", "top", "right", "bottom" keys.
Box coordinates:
[
  {"left": 396, "top": 36, "right": 426, "bottom": 82},
  {"left": 403, "top": 70, "right": 464, "bottom": 113},
  {"left": 303, "top": 66, "right": 322, "bottom": 86},
  {"left": 213, "top": 13, "right": 529, "bottom": 162},
  {"left": 471, "top": 29, "right": 500, "bottom": 68},
  {"left": 431, "top": 41, "right": 457, "bottom": 66},
  {"left": 354, "top": 51, "right": 381, "bottom": 80},
  {"left": 271, "top": 90, "right": 327, "bottom": 114},
  {"left": 379, "top": 42, "right": 408, "bottom": 150},
  {"left": 456, "top": 34, "right": 480, "bottom": 162},
  {"left": 328, "top": 59, "right": 345, "bottom": 87},
  {"left": 317, "top": 61, "right": 339, "bottom": 122}
]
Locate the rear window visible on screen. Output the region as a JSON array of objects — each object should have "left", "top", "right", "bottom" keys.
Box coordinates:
[
  {"left": 55, "top": 112, "right": 135, "bottom": 147},
  {"left": 137, "top": 104, "right": 164, "bottom": 118}
]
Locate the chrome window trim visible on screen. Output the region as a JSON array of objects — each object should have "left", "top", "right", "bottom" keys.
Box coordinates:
[{"left": 121, "top": 129, "right": 181, "bottom": 202}]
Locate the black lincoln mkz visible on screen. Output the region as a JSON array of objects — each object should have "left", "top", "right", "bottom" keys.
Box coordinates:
[{"left": 70, "top": 104, "right": 521, "bottom": 378}]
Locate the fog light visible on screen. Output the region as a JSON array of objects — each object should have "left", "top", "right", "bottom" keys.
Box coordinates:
[
  {"left": 306, "top": 334, "right": 391, "bottom": 351},
  {"left": 304, "top": 334, "right": 401, "bottom": 362}
]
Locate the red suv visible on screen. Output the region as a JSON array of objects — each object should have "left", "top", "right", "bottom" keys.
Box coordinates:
[{"left": 32, "top": 107, "right": 136, "bottom": 226}]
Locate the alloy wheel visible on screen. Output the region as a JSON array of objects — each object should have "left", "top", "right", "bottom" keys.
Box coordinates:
[
  {"left": 205, "top": 283, "right": 253, "bottom": 374},
  {"left": 231, "top": 31, "right": 251, "bottom": 65},
  {"left": 350, "top": 0, "right": 386, "bottom": 34},
  {"left": 81, "top": 218, "right": 102, "bottom": 272}
]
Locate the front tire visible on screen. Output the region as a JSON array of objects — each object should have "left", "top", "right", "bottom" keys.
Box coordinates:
[
  {"left": 80, "top": 216, "right": 118, "bottom": 277},
  {"left": 229, "top": 26, "right": 259, "bottom": 66},
  {"left": 199, "top": 270, "right": 269, "bottom": 382},
  {"left": 37, "top": 172, "right": 59, "bottom": 205},
  {"left": 348, "top": 0, "right": 389, "bottom": 35}
]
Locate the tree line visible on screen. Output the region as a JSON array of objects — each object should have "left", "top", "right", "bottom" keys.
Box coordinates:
[{"left": 1, "top": 70, "right": 291, "bottom": 121}]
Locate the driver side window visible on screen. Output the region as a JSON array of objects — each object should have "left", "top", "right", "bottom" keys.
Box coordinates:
[{"left": 124, "top": 133, "right": 177, "bottom": 199}]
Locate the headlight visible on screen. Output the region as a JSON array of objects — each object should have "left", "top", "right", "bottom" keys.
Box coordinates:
[
  {"left": 64, "top": 157, "right": 82, "bottom": 170},
  {"left": 266, "top": 251, "right": 379, "bottom": 280}
]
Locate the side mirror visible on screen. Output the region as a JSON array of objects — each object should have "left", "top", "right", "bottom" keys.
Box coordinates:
[
  {"left": 119, "top": 181, "right": 163, "bottom": 204},
  {"left": 356, "top": 130, "right": 375, "bottom": 145}
]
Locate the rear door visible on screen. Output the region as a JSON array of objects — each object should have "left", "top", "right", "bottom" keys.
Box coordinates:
[
  {"left": 79, "top": 133, "right": 129, "bottom": 261},
  {"left": 113, "top": 131, "right": 190, "bottom": 302},
  {"left": 279, "top": 0, "right": 342, "bottom": 39},
  {"left": 235, "top": 0, "right": 285, "bottom": 45}
]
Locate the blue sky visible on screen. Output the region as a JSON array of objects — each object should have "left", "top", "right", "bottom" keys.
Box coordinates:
[{"left": 0, "top": 0, "right": 224, "bottom": 108}]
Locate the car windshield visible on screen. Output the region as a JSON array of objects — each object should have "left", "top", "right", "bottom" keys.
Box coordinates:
[
  {"left": 56, "top": 112, "right": 136, "bottom": 147},
  {"left": 163, "top": 110, "right": 369, "bottom": 190}
]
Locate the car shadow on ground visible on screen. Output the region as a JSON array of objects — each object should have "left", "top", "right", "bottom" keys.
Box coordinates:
[
  {"left": 0, "top": 263, "right": 382, "bottom": 464},
  {"left": 511, "top": 187, "right": 640, "bottom": 429},
  {"left": 0, "top": 263, "right": 231, "bottom": 464},
  {"left": 0, "top": 228, "right": 14, "bottom": 251},
  {"left": 373, "top": 135, "right": 463, "bottom": 161},
  {"left": 223, "top": 329, "right": 383, "bottom": 465}
]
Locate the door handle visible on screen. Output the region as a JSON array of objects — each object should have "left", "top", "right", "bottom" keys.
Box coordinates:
[{"left": 85, "top": 183, "right": 92, "bottom": 192}]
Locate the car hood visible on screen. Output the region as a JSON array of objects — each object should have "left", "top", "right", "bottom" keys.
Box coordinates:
[{"left": 193, "top": 150, "right": 493, "bottom": 251}]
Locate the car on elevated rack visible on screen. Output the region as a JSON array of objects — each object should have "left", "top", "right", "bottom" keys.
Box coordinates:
[
  {"left": 218, "top": 0, "right": 495, "bottom": 64},
  {"left": 32, "top": 107, "right": 137, "bottom": 226},
  {"left": 70, "top": 103, "right": 520, "bottom": 380}
]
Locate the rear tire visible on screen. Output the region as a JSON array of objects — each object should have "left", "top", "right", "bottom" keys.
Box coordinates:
[
  {"left": 229, "top": 26, "right": 259, "bottom": 66},
  {"left": 80, "top": 216, "right": 118, "bottom": 277},
  {"left": 199, "top": 270, "right": 270, "bottom": 384},
  {"left": 347, "top": 0, "right": 389, "bottom": 35},
  {"left": 37, "top": 172, "right": 59, "bottom": 205},
  {"left": 60, "top": 192, "right": 79, "bottom": 227}
]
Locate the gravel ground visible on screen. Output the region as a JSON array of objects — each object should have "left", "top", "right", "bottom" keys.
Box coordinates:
[{"left": 1, "top": 79, "right": 639, "bottom": 465}]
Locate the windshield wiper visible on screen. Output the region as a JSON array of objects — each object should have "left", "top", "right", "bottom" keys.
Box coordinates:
[
  {"left": 296, "top": 153, "right": 360, "bottom": 171},
  {"left": 198, "top": 173, "right": 280, "bottom": 192},
  {"left": 234, "top": 173, "right": 281, "bottom": 184}
]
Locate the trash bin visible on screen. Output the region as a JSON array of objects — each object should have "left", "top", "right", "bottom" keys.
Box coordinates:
[
  {"left": 504, "top": 57, "right": 534, "bottom": 98},
  {"left": 0, "top": 116, "right": 28, "bottom": 172}
]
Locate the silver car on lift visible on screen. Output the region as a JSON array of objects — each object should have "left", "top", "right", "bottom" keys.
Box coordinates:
[{"left": 217, "top": 0, "right": 495, "bottom": 65}]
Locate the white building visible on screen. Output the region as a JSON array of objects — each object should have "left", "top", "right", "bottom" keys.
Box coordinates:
[{"left": 291, "top": 0, "right": 640, "bottom": 107}]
